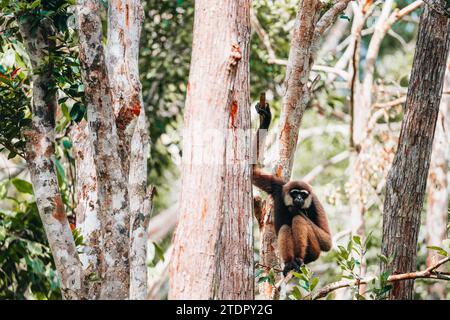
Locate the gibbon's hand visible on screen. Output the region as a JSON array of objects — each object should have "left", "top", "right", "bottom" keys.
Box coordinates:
[{"left": 255, "top": 101, "right": 271, "bottom": 130}]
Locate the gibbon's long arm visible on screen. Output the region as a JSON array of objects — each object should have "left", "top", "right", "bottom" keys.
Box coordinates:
[
  {"left": 252, "top": 93, "right": 286, "bottom": 194},
  {"left": 253, "top": 167, "right": 286, "bottom": 195}
]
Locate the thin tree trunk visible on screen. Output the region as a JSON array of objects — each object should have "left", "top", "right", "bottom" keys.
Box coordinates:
[
  {"left": 76, "top": 0, "right": 145, "bottom": 299},
  {"left": 258, "top": 0, "right": 352, "bottom": 299},
  {"left": 19, "top": 18, "right": 82, "bottom": 300},
  {"left": 425, "top": 55, "right": 450, "bottom": 300},
  {"left": 71, "top": 120, "right": 102, "bottom": 299},
  {"left": 169, "top": 0, "right": 253, "bottom": 299},
  {"left": 129, "top": 112, "right": 153, "bottom": 299},
  {"left": 381, "top": 6, "right": 450, "bottom": 300}
]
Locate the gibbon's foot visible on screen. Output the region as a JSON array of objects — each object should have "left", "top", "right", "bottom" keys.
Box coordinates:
[
  {"left": 282, "top": 261, "right": 299, "bottom": 277},
  {"left": 294, "top": 258, "right": 304, "bottom": 269},
  {"left": 282, "top": 258, "right": 304, "bottom": 277}
]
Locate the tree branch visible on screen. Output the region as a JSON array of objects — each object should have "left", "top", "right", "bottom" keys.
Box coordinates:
[
  {"left": 315, "top": 0, "right": 353, "bottom": 37},
  {"left": 307, "top": 256, "right": 450, "bottom": 299}
]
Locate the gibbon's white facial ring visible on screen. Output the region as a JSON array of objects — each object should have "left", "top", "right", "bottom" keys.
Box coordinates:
[
  {"left": 285, "top": 188, "right": 312, "bottom": 209},
  {"left": 302, "top": 194, "right": 312, "bottom": 209},
  {"left": 284, "top": 193, "right": 293, "bottom": 206},
  {"left": 300, "top": 190, "right": 309, "bottom": 198}
]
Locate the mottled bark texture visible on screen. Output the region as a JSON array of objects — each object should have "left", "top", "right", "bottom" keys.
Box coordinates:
[
  {"left": 19, "top": 18, "right": 82, "bottom": 300},
  {"left": 425, "top": 55, "right": 450, "bottom": 299},
  {"left": 169, "top": 0, "right": 253, "bottom": 299},
  {"left": 129, "top": 112, "right": 153, "bottom": 300},
  {"left": 423, "top": 0, "right": 450, "bottom": 16},
  {"left": 381, "top": 6, "right": 450, "bottom": 300},
  {"left": 258, "top": 0, "right": 352, "bottom": 299},
  {"left": 71, "top": 121, "right": 101, "bottom": 299},
  {"left": 76, "top": 0, "right": 146, "bottom": 299}
]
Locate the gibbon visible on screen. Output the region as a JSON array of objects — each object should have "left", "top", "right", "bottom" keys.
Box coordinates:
[{"left": 253, "top": 101, "right": 332, "bottom": 276}]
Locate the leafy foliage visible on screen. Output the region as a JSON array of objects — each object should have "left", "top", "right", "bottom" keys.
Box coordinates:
[
  {"left": 0, "top": 181, "right": 61, "bottom": 299},
  {"left": 0, "top": 62, "right": 31, "bottom": 159},
  {"left": 289, "top": 266, "right": 320, "bottom": 300}
]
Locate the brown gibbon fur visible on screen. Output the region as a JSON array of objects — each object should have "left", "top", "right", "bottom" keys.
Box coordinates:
[{"left": 252, "top": 100, "right": 332, "bottom": 276}]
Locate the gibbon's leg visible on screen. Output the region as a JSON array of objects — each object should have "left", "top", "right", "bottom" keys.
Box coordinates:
[
  {"left": 304, "top": 215, "right": 332, "bottom": 252},
  {"left": 309, "top": 195, "right": 332, "bottom": 251},
  {"left": 305, "top": 227, "right": 321, "bottom": 264},
  {"left": 293, "top": 214, "right": 331, "bottom": 264},
  {"left": 278, "top": 225, "right": 297, "bottom": 276},
  {"left": 292, "top": 215, "right": 308, "bottom": 263}
]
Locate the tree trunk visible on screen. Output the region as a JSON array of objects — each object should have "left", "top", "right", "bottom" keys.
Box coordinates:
[
  {"left": 425, "top": 54, "right": 450, "bottom": 300},
  {"left": 169, "top": 0, "right": 253, "bottom": 299},
  {"left": 129, "top": 112, "right": 153, "bottom": 300},
  {"left": 17, "top": 0, "right": 149, "bottom": 299},
  {"left": 19, "top": 17, "right": 82, "bottom": 300},
  {"left": 75, "top": 0, "right": 147, "bottom": 299},
  {"left": 381, "top": 6, "right": 450, "bottom": 300},
  {"left": 257, "top": 0, "right": 352, "bottom": 299},
  {"left": 71, "top": 120, "right": 101, "bottom": 299}
]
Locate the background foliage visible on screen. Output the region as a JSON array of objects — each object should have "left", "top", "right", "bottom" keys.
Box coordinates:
[{"left": 0, "top": 0, "right": 448, "bottom": 299}]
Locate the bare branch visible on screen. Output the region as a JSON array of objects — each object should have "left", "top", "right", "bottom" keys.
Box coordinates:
[
  {"left": 148, "top": 205, "right": 178, "bottom": 242},
  {"left": 307, "top": 256, "right": 450, "bottom": 299},
  {"left": 315, "top": 0, "right": 353, "bottom": 37},
  {"left": 373, "top": 96, "right": 407, "bottom": 109},
  {"left": 303, "top": 151, "right": 350, "bottom": 183}
]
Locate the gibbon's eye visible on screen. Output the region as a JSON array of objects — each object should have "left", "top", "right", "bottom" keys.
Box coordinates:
[
  {"left": 289, "top": 189, "right": 301, "bottom": 197},
  {"left": 300, "top": 190, "right": 309, "bottom": 199}
]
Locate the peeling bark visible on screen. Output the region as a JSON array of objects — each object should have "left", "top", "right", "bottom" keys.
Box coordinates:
[
  {"left": 107, "top": 0, "right": 144, "bottom": 177},
  {"left": 71, "top": 120, "right": 101, "bottom": 299},
  {"left": 169, "top": 0, "right": 253, "bottom": 300},
  {"left": 76, "top": 0, "right": 132, "bottom": 299},
  {"left": 381, "top": 6, "right": 450, "bottom": 300},
  {"left": 129, "top": 112, "right": 152, "bottom": 300},
  {"left": 19, "top": 18, "right": 82, "bottom": 300}
]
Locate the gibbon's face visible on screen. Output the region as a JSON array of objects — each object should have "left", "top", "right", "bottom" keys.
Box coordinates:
[{"left": 283, "top": 187, "right": 312, "bottom": 212}]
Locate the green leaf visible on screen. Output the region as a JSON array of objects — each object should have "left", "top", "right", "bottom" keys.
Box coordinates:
[
  {"left": 12, "top": 178, "right": 33, "bottom": 194},
  {"left": 352, "top": 235, "right": 361, "bottom": 246},
  {"left": 254, "top": 268, "right": 263, "bottom": 278},
  {"left": 379, "top": 285, "right": 393, "bottom": 296},
  {"left": 257, "top": 276, "right": 269, "bottom": 284},
  {"left": 154, "top": 242, "right": 165, "bottom": 262},
  {"left": 355, "top": 293, "right": 366, "bottom": 300},
  {"left": 7, "top": 151, "right": 17, "bottom": 159},
  {"left": 62, "top": 139, "right": 72, "bottom": 149},
  {"left": 290, "top": 286, "right": 302, "bottom": 300},
  {"left": 69, "top": 102, "right": 86, "bottom": 123},
  {"left": 60, "top": 102, "right": 71, "bottom": 120},
  {"left": 88, "top": 272, "right": 101, "bottom": 282},
  {"left": 426, "top": 246, "right": 448, "bottom": 256},
  {"left": 310, "top": 277, "right": 319, "bottom": 291},
  {"left": 54, "top": 158, "right": 66, "bottom": 184},
  {"left": 377, "top": 254, "right": 389, "bottom": 265}
]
